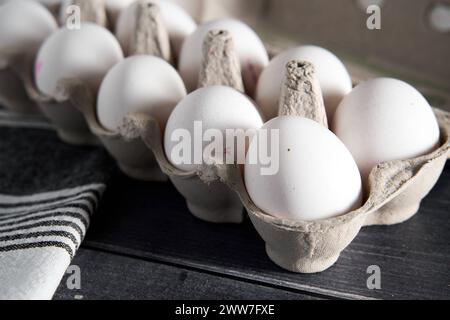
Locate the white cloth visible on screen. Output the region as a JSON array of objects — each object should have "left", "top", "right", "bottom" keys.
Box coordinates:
[{"left": 0, "top": 107, "right": 112, "bottom": 299}]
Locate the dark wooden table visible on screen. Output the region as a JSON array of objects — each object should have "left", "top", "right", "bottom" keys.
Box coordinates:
[{"left": 54, "top": 162, "right": 450, "bottom": 300}]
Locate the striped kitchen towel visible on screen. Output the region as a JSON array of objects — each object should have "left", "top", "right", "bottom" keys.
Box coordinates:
[{"left": 0, "top": 107, "right": 115, "bottom": 300}]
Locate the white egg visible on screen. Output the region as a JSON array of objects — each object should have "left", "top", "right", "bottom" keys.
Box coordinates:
[
  {"left": 116, "top": 0, "right": 196, "bottom": 57},
  {"left": 0, "top": 1, "right": 57, "bottom": 60},
  {"left": 97, "top": 55, "right": 186, "bottom": 132},
  {"left": 256, "top": 45, "right": 352, "bottom": 121},
  {"left": 164, "top": 85, "right": 264, "bottom": 172},
  {"left": 245, "top": 116, "right": 363, "bottom": 221},
  {"left": 332, "top": 78, "right": 441, "bottom": 182},
  {"left": 35, "top": 23, "right": 123, "bottom": 97},
  {"left": 178, "top": 18, "right": 269, "bottom": 97}
]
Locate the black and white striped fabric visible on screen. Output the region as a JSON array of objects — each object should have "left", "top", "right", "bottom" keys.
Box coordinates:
[{"left": 0, "top": 107, "right": 115, "bottom": 299}]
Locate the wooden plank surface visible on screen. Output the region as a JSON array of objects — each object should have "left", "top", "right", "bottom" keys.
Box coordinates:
[
  {"left": 54, "top": 248, "right": 320, "bottom": 300},
  {"left": 76, "top": 163, "right": 450, "bottom": 300}
]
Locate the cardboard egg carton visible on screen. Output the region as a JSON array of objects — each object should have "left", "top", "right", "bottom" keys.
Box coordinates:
[
  {"left": 1, "top": 0, "right": 449, "bottom": 273},
  {"left": 17, "top": 30, "right": 447, "bottom": 273}
]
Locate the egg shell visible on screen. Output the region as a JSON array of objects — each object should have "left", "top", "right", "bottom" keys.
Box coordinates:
[
  {"left": 332, "top": 77, "right": 441, "bottom": 182},
  {"left": 245, "top": 116, "right": 363, "bottom": 222},
  {"left": 164, "top": 85, "right": 264, "bottom": 172},
  {"left": 115, "top": 0, "right": 196, "bottom": 57},
  {"left": 97, "top": 55, "right": 186, "bottom": 132},
  {"left": 35, "top": 23, "right": 123, "bottom": 97},
  {"left": 178, "top": 18, "right": 269, "bottom": 96},
  {"left": 0, "top": 1, "right": 57, "bottom": 60},
  {"left": 256, "top": 45, "right": 352, "bottom": 121}
]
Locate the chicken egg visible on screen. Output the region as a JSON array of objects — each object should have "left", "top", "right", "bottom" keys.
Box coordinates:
[
  {"left": 164, "top": 85, "right": 264, "bottom": 172},
  {"left": 97, "top": 55, "right": 186, "bottom": 132},
  {"left": 35, "top": 23, "right": 123, "bottom": 97},
  {"left": 332, "top": 77, "right": 440, "bottom": 182},
  {"left": 245, "top": 116, "right": 363, "bottom": 221}
]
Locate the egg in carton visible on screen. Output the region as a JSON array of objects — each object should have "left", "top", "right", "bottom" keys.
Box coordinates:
[
  {"left": 19, "top": 24, "right": 122, "bottom": 145},
  {"left": 239, "top": 109, "right": 449, "bottom": 273}
]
